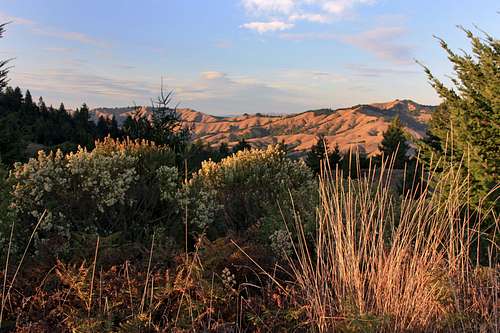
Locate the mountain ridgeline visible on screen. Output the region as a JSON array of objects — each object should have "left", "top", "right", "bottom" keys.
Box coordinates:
[{"left": 92, "top": 99, "right": 435, "bottom": 156}]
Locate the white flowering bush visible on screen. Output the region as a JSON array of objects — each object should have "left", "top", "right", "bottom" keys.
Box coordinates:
[
  {"left": 157, "top": 165, "right": 179, "bottom": 203},
  {"left": 269, "top": 229, "right": 293, "bottom": 260},
  {"left": 186, "top": 145, "right": 317, "bottom": 237},
  {"left": 8, "top": 137, "right": 180, "bottom": 254}
]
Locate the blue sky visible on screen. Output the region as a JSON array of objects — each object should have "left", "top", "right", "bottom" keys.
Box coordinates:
[{"left": 0, "top": 0, "right": 498, "bottom": 115}]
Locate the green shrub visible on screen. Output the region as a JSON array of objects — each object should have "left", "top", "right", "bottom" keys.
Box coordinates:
[
  {"left": 0, "top": 161, "right": 15, "bottom": 257},
  {"left": 8, "top": 137, "right": 180, "bottom": 256},
  {"left": 186, "top": 145, "right": 317, "bottom": 239}
]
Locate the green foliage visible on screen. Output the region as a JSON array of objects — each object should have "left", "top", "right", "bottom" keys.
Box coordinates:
[
  {"left": 378, "top": 116, "right": 409, "bottom": 169},
  {"left": 187, "top": 145, "right": 317, "bottom": 237},
  {"left": 0, "top": 22, "right": 9, "bottom": 90},
  {"left": 306, "top": 135, "right": 343, "bottom": 174},
  {"left": 7, "top": 137, "right": 179, "bottom": 256},
  {"left": 0, "top": 87, "right": 113, "bottom": 165},
  {"left": 231, "top": 138, "right": 251, "bottom": 153},
  {"left": 419, "top": 27, "right": 499, "bottom": 210},
  {"left": 122, "top": 89, "right": 191, "bottom": 163}
]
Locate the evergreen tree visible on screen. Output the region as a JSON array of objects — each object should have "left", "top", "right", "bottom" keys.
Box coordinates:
[
  {"left": 38, "top": 96, "right": 48, "bottom": 114},
  {"left": 330, "top": 143, "right": 343, "bottom": 167},
  {"left": 217, "top": 142, "right": 230, "bottom": 160},
  {"left": 379, "top": 116, "right": 409, "bottom": 169},
  {"left": 149, "top": 89, "right": 190, "bottom": 153},
  {"left": 72, "top": 103, "right": 95, "bottom": 147},
  {"left": 109, "top": 116, "right": 121, "bottom": 138},
  {"left": 24, "top": 89, "right": 33, "bottom": 107},
  {"left": 419, "top": 27, "right": 499, "bottom": 210},
  {"left": 306, "top": 135, "right": 330, "bottom": 174},
  {"left": 122, "top": 115, "right": 138, "bottom": 138},
  {"left": 0, "top": 23, "right": 9, "bottom": 91},
  {"left": 96, "top": 116, "right": 110, "bottom": 138},
  {"left": 232, "top": 138, "right": 251, "bottom": 153}
]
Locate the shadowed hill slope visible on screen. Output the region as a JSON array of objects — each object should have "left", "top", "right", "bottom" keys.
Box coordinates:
[{"left": 91, "top": 99, "right": 435, "bottom": 156}]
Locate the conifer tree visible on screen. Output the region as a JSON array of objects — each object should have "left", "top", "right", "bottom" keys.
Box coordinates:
[
  {"left": 218, "top": 142, "right": 230, "bottom": 159},
  {"left": 232, "top": 138, "right": 251, "bottom": 153},
  {"left": 109, "top": 116, "right": 120, "bottom": 138},
  {"left": 0, "top": 23, "right": 9, "bottom": 91},
  {"left": 379, "top": 116, "right": 409, "bottom": 169},
  {"left": 306, "top": 135, "right": 328, "bottom": 174},
  {"left": 96, "top": 116, "right": 109, "bottom": 138},
  {"left": 419, "top": 27, "right": 499, "bottom": 210}
]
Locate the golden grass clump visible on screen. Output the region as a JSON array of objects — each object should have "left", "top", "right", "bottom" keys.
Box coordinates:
[{"left": 285, "top": 155, "right": 499, "bottom": 332}]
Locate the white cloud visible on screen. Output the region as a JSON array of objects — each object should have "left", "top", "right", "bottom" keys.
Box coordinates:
[
  {"left": 241, "top": 21, "right": 294, "bottom": 33},
  {"left": 242, "top": 0, "right": 296, "bottom": 14},
  {"left": 0, "top": 11, "right": 107, "bottom": 47},
  {"left": 241, "top": 0, "right": 375, "bottom": 18},
  {"left": 322, "top": 0, "right": 375, "bottom": 14},
  {"left": 201, "top": 71, "right": 226, "bottom": 80},
  {"left": 239, "top": 0, "right": 377, "bottom": 34},
  {"left": 288, "top": 13, "right": 329, "bottom": 23}
]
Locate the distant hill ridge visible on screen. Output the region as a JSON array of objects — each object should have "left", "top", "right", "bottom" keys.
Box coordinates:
[{"left": 90, "top": 99, "right": 436, "bottom": 156}]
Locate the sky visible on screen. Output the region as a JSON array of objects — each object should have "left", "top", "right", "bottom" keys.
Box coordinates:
[{"left": 0, "top": 0, "right": 498, "bottom": 115}]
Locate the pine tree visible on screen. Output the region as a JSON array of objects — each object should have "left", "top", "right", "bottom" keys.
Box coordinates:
[
  {"left": 306, "top": 135, "right": 328, "bottom": 174},
  {"left": 38, "top": 96, "right": 48, "bottom": 114},
  {"left": 0, "top": 23, "right": 9, "bottom": 91},
  {"left": 330, "top": 143, "right": 343, "bottom": 167},
  {"left": 96, "top": 116, "right": 109, "bottom": 138},
  {"left": 419, "top": 27, "right": 499, "bottom": 210},
  {"left": 149, "top": 88, "right": 190, "bottom": 154},
  {"left": 109, "top": 116, "right": 120, "bottom": 138},
  {"left": 72, "top": 103, "right": 95, "bottom": 147},
  {"left": 232, "top": 138, "right": 251, "bottom": 153},
  {"left": 379, "top": 116, "right": 409, "bottom": 169},
  {"left": 218, "top": 142, "right": 230, "bottom": 160}
]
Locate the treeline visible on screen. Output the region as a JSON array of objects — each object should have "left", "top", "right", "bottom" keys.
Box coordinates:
[
  {"left": 0, "top": 87, "right": 106, "bottom": 164},
  {"left": 0, "top": 86, "right": 259, "bottom": 172}
]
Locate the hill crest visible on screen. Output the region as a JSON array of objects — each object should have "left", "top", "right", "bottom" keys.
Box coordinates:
[{"left": 90, "top": 99, "right": 435, "bottom": 156}]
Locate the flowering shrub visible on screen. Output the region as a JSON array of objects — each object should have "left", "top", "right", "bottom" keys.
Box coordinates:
[
  {"left": 186, "top": 145, "right": 317, "bottom": 236},
  {"left": 269, "top": 229, "right": 293, "bottom": 260},
  {"left": 8, "top": 138, "right": 179, "bottom": 255}
]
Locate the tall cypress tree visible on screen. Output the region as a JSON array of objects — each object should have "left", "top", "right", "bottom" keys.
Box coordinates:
[{"left": 419, "top": 27, "right": 499, "bottom": 210}]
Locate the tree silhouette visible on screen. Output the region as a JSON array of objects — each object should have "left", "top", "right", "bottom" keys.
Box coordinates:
[{"left": 379, "top": 116, "right": 409, "bottom": 169}]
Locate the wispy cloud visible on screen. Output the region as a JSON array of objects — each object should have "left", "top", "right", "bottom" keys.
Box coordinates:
[
  {"left": 12, "top": 68, "right": 157, "bottom": 101},
  {"left": 0, "top": 11, "right": 108, "bottom": 47},
  {"left": 345, "top": 64, "right": 419, "bottom": 77},
  {"left": 279, "top": 31, "right": 337, "bottom": 40},
  {"left": 288, "top": 13, "right": 330, "bottom": 23},
  {"left": 241, "top": 21, "right": 294, "bottom": 33},
  {"left": 322, "top": 0, "right": 375, "bottom": 15},
  {"left": 341, "top": 27, "right": 413, "bottom": 64},
  {"left": 279, "top": 26, "right": 413, "bottom": 64},
  {"left": 201, "top": 71, "right": 227, "bottom": 80},
  {"left": 242, "top": 0, "right": 296, "bottom": 14}
]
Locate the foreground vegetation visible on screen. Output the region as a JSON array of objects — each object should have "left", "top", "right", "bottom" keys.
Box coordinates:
[
  {"left": 0, "top": 146, "right": 498, "bottom": 332},
  {"left": 0, "top": 19, "right": 498, "bottom": 333}
]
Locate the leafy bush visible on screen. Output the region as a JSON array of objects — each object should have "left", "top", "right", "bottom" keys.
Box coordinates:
[
  {"left": 186, "top": 145, "right": 317, "bottom": 239},
  {"left": 7, "top": 137, "right": 180, "bottom": 256}
]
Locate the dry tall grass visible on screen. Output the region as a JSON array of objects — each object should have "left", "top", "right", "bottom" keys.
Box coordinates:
[{"left": 286, "top": 156, "right": 499, "bottom": 332}]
